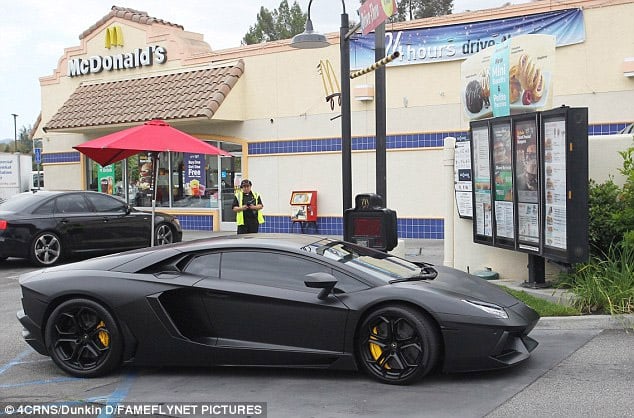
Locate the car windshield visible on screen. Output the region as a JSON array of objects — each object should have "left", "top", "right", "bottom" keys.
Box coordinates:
[{"left": 303, "top": 240, "right": 422, "bottom": 282}]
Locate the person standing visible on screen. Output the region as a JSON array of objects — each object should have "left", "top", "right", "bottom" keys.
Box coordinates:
[{"left": 232, "top": 179, "right": 264, "bottom": 234}]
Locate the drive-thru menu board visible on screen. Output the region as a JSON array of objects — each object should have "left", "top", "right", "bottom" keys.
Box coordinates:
[{"left": 469, "top": 107, "right": 588, "bottom": 264}]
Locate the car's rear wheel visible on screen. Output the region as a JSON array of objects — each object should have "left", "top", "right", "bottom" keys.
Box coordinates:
[
  {"left": 356, "top": 305, "right": 440, "bottom": 385},
  {"left": 30, "top": 231, "right": 62, "bottom": 266},
  {"left": 155, "top": 223, "right": 174, "bottom": 245},
  {"left": 45, "top": 298, "right": 122, "bottom": 378}
]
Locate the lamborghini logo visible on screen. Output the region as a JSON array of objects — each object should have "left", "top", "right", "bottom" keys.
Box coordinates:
[{"left": 105, "top": 26, "right": 124, "bottom": 48}]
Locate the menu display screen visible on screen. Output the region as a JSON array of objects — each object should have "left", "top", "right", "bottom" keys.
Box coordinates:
[
  {"left": 543, "top": 116, "right": 568, "bottom": 250},
  {"left": 514, "top": 118, "right": 540, "bottom": 249},
  {"left": 472, "top": 125, "right": 493, "bottom": 239},
  {"left": 491, "top": 122, "right": 514, "bottom": 241}
]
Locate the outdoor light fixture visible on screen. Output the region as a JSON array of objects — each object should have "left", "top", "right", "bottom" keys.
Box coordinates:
[
  {"left": 290, "top": 1, "right": 329, "bottom": 49},
  {"left": 291, "top": 0, "right": 353, "bottom": 215}
]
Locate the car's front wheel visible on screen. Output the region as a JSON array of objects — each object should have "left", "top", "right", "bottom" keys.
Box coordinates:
[
  {"left": 154, "top": 223, "right": 174, "bottom": 245},
  {"left": 356, "top": 305, "right": 440, "bottom": 385},
  {"left": 45, "top": 298, "right": 122, "bottom": 378},
  {"left": 30, "top": 231, "right": 62, "bottom": 266}
]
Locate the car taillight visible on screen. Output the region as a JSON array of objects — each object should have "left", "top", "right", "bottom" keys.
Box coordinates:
[{"left": 0, "top": 220, "right": 7, "bottom": 230}]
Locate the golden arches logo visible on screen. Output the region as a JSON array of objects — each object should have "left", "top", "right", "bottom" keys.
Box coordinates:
[
  {"left": 105, "top": 26, "right": 124, "bottom": 48},
  {"left": 361, "top": 198, "right": 370, "bottom": 208}
]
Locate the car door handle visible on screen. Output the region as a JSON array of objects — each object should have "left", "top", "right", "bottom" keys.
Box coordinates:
[{"left": 102, "top": 217, "right": 110, "bottom": 222}]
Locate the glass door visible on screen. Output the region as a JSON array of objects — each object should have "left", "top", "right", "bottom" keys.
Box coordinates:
[{"left": 218, "top": 143, "right": 242, "bottom": 231}]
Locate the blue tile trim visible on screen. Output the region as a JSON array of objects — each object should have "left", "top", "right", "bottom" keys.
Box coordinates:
[
  {"left": 587, "top": 122, "right": 631, "bottom": 136},
  {"left": 258, "top": 215, "right": 444, "bottom": 239},
  {"left": 174, "top": 214, "right": 443, "bottom": 239},
  {"left": 42, "top": 152, "right": 81, "bottom": 164},
  {"left": 174, "top": 214, "right": 214, "bottom": 231},
  {"left": 248, "top": 123, "right": 630, "bottom": 156}
]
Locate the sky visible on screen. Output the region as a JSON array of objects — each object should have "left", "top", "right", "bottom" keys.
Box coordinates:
[{"left": 0, "top": 0, "right": 530, "bottom": 141}]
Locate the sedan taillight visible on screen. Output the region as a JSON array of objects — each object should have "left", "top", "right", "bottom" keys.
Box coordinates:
[{"left": 0, "top": 220, "right": 6, "bottom": 230}]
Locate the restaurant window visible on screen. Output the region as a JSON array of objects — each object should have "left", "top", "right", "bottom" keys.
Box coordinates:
[{"left": 86, "top": 140, "right": 236, "bottom": 210}]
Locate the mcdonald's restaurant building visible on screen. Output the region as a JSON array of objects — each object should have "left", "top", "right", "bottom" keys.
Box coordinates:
[{"left": 34, "top": 0, "right": 634, "bottom": 238}]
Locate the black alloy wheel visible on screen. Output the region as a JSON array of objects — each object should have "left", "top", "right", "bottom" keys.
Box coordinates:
[
  {"left": 357, "top": 305, "right": 440, "bottom": 385},
  {"left": 155, "top": 224, "right": 174, "bottom": 245},
  {"left": 45, "top": 298, "right": 122, "bottom": 377},
  {"left": 30, "top": 231, "right": 62, "bottom": 266}
]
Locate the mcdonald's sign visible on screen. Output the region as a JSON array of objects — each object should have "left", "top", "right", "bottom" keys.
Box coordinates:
[{"left": 105, "top": 26, "right": 124, "bottom": 48}]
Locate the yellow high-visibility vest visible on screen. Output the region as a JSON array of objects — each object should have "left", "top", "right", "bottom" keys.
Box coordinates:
[{"left": 235, "top": 191, "right": 265, "bottom": 225}]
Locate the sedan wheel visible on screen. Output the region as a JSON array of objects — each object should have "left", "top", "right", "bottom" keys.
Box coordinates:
[
  {"left": 30, "top": 232, "right": 62, "bottom": 266},
  {"left": 357, "top": 306, "right": 440, "bottom": 385},
  {"left": 154, "top": 224, "right": 174, "bottom": 245},
  {"left": 45, "top": 299, "right": 122, "bottom": 377}
]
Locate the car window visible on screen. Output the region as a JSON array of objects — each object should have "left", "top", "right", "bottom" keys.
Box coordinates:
[
  {"left": 183, "top": 253, "right": 220, "bottom": 277},
  {"left": 32, "top": 199, "right": 55, "bottom": 215},
  {"left": 54, "top": 194, "right": 90, "bottom": 214},
  {"left": 85, "top": 193, "right": 126, "bottom": 213},
  {"left": 332, "top": 270, "right": 371, "bottom": 293},
  {"left": 220, "top": 251, "right": 330, "bottom": 292}
]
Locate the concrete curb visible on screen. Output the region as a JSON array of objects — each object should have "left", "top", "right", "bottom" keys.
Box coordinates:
[{"left": 535, "top": 314, "right": 634, "bottom": 330}]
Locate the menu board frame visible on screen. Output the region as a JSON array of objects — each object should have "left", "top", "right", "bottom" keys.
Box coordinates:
[
  {"left": 540, "top": 107, "right": 588, "bottom": 263},
  {"left": 468, "top": 107, "right": 588, "bottom": 265},
  {"left": 470, "top": 120, "right": 493, "bottom": 246}
]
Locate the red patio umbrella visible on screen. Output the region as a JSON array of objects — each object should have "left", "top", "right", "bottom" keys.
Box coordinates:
[
  {"left": 73, "top": 119, "right": 230, "bottom": 167},
  {"left": 74, "top": 119, "right": 232, "bottom": 245}
]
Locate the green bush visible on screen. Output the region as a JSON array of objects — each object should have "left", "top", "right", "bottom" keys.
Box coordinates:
[
  {"left": 588, "top": 179, "right": 624, "bottom": 255},
  {"left": 558, "top": 243, "right": 634, "bottom": 315},
  {"left": 587, "top": 143, "right": 634, "bottom": 256}
]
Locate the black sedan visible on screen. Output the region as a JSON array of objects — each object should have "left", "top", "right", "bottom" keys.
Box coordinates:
[
  {"left": 17, "top": 234, "right": 539, "bottom": 385},
  {"left": 0, "top": 190, "right": 182, "bottom": 266}
]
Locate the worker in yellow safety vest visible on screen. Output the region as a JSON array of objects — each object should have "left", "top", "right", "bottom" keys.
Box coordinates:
[{"left": 232, "top": 179, "right": 264, "bottom": 234}]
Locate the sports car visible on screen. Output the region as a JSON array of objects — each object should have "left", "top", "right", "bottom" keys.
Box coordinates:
[{"left": 17, "top": 234, "right": 539, "bottom": 385}]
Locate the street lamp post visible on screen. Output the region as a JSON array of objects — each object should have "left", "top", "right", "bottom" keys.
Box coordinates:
[
  {"left": 291, "top": 0, "right": 353, "bottom": 215},
  {"left": 11, "top": 113, "right": 18, "bottom": 153}
]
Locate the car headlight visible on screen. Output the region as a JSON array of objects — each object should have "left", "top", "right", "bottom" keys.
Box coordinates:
[{"left": 462, "top": 300, "right": 508, "bottom": 319}]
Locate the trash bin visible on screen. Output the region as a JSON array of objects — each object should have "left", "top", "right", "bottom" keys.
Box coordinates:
[{"left": 474, "top": 267, "right": 499, "bottom": 280}]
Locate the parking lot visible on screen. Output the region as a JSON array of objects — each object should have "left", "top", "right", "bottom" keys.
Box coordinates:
[{"left": 1, "top": 256, "right": 632, "bottom": 418}]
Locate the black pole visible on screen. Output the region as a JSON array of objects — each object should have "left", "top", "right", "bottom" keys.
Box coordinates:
[
  {"left": 341, "top": 12, "right": 352, "bottom": 216},
  {"left": 12, "top": 113, "right": 18, "bottom": 152},
  {"left": 522, "top": 253, "right": 550, "bottom": 288},
  {"left": 375, "top": 23, "right": 387, "bottom": 205}
]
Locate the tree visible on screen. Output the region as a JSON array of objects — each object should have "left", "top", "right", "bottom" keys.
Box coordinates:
[
  {"left": 243, "top": 0, "right": 307, "bottom": 45},
  {"left": 380, "top": 0, "right": 453, "bottom": 22},
  {"left": 19, "top": 125, "right": 33, "bottom": 154}
]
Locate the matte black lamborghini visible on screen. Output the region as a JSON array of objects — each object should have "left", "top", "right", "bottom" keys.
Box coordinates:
[{"left": 17, "top": 234, "right": 539, "bottom": 385}]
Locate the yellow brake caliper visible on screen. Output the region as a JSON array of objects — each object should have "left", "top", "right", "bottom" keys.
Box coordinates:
[
  {"left": 97, "top": 321, "right": 110, "bottom": 347},
  {"left": 369, "top": 326, "right": 390, "bottom": 369}
]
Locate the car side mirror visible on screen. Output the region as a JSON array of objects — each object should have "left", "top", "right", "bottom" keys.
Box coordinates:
[
  {"left": 125, "top": 204, "right": 132, "bottom": 214},
  {"left": 304, "top": 272, "right": 338, "bottom": 300}
]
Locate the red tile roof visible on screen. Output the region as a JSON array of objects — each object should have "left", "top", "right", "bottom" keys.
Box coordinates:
[
  {"left": 79, "top": 6, "right": 184, "bottom": 40},
  {"left": 44, "top": 60, "right": 244, "bottom": 132}
]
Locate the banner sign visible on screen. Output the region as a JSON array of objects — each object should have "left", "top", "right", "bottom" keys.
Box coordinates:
[
  {"left": 184, "top": 153, "right": 206, "bottom": 197},
  {"left": 359, "top": 0, "right": 396, "bottom": 35},
  {"left": 98, "top": 164, "right": 114, "bottom": 195},
  {"left": 350, "top": 8, "right": 584, "bottom": 70},
  {"left": 461, "top": 34, "right": 556, "bottom": 120}
]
